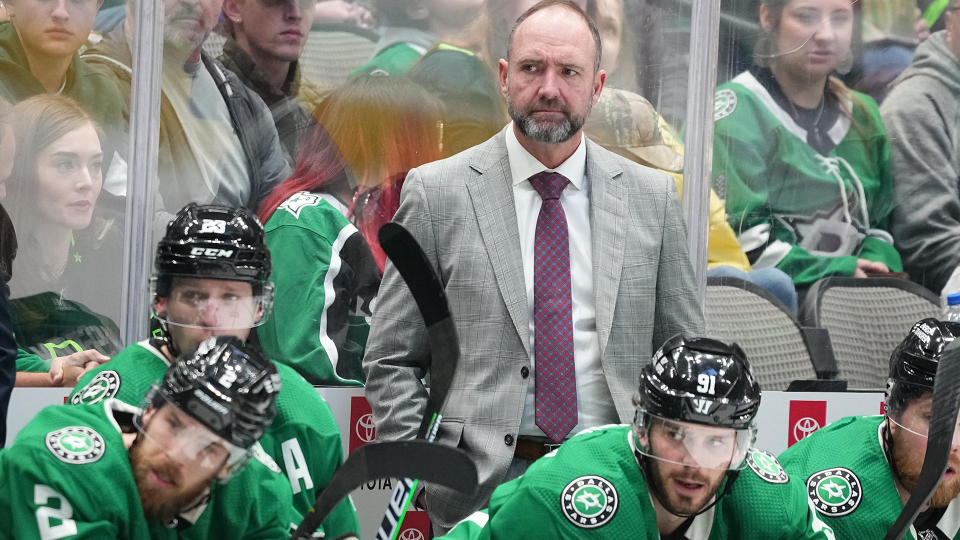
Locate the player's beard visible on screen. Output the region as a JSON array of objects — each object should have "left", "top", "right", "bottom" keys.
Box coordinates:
[
  {"left": 646, "top": 457, "right": 726, "bottom": 517},
  {"left": 129, "top": 436, "right": 215, "bottom": 521},
  {"left": 892, "top": 436, "right": 960, "bottom": 507},
  {"left": 506, "top": 94, "right": 589, "bottom": 144}
]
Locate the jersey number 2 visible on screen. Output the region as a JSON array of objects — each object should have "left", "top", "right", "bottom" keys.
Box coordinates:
[{"left": 34, "top": 485, "right": 77, "bottom": 540}]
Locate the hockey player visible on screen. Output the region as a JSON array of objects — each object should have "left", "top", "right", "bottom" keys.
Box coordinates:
[
  {"left": 0, "top": 336, "right": 285, "bottom": 538},
  {"left": 69, "top": 203, "right": 359, "bottom": 537},
  {"left": 780, "top": 318, "right": 960, "bottom": 539},
  {"left": 440, "top": 335, "right": 836, "bottom": 539}
]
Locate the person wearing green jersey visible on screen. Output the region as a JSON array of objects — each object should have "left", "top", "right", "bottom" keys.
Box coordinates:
[
  {"left": 780, "top": 318, "right": 960, "bottom": 539},
  {"left": 0, "top": 335, "right": 288, "bottom": 539},
  {"left": 440, "top": 335, "right": 836, "bottom": 539},
  {"left": 70, "top": 202, "right": 360, "bottom": 538},
  {"left": 712, "top": 0, "right": 902, "bottom": 289}
]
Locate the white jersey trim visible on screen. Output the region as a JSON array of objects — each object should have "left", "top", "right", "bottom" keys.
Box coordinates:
[
  {"left": 731, "top": 71, "right": 852, "bottom": 147},
  {"left": 317, "top": 223, "right": 360, "bottom": 382}
]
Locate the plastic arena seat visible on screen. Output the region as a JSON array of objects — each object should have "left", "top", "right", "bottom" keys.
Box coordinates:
[
  {"left": 704, "top": 276, "right": 837, "bottom": 390},
  {"left": 800, "top": 276, "right": 940, "bottom": 390}
]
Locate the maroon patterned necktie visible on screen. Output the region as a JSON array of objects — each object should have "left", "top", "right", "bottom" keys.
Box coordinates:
[{"left": 528, "top": 171, "right": 577, "bottom": 443}]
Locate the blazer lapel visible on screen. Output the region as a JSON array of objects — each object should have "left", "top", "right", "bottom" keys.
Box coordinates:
[
  {"left": 587, "top": 141, "right": 625, "bottom": 358},
  {"left": 465, "top": 136, "right": 532, "bottom": 356}
]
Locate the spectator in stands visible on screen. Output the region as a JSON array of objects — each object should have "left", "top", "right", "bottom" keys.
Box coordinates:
[
  {"left": 0, "top": 0, "right": 122, "bottom": 131},
  {"left": 3, "top": 96, "right": 121, "bottom": 376},
  {"left": 408, "top": 44, "right": 508, "bottom": 157},
  {"left": 256, "top": 76, "right": 441, "bottom": 386},
  {"left": 350, "top": 0, "right": 484, "bottom": 76},
  {"left": 586, "top": 87, "right": 799, "bottom": 313},
  {"left": 219, "top": 0, "right": 325, "bottom": 165},
  {"left": 255, "top": 121, "right": 380, "bottom": 387},
  {"left": 884, "top": 3, "right": 960, "bottom": 299},
  {"left": 83, "top": 0, "right": 290, "bottom": 213},
  {"left": 712, "top": 0, "right": 901, "bottom": 294},
  {"left": 314, "top": 74, "right": 443, "bottom": 269}
]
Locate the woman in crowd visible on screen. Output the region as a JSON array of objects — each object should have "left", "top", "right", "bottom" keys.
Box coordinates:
[
  {"left": 4, "top": 95, "right": 121, "bottom": 378},
  {"left": 256, "top": 75, "right": 443, "bottom": 386},
  {"left": 712, "top": 0, "right": 901, "bottom": 292}
]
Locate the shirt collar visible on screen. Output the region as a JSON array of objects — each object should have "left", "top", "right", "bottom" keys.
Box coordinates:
[{"left": 505, "top": 122, "right": 587, "bottom": 190}]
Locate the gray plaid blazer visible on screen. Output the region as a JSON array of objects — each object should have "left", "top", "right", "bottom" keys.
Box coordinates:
[{"left": 362, "top": 129, "right": 704, "bottom": 530}]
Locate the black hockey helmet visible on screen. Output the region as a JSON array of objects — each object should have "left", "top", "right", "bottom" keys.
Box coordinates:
[
  {"left": 153, "top": 203, "right": 271, "bottom": 296},
  {"left": 636, "top": 335, "right": 761, "bottom": 430},
  {"left": 151, "top": 335, "right": 281, "bottom": 450},
  {"left": 886, "top": 318, "right": 960, "bottom": 416}
]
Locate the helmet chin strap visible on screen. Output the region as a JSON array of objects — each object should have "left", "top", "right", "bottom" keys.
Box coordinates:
[
  {"left": 149, "top": 314, "right": 181, "bottom": 361},
  {"left": 635, "top": 447, "right": 742, "bottom": 519}
]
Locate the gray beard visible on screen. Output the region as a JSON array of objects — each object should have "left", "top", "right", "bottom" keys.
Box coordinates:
[{"left": 508, "top": 100, "right": 588, "bottom": 144}]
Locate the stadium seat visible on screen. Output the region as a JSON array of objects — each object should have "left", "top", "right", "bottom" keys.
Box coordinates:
[
  {"left": 704, "top": 276, "right": 837, "bottom": 390},
  {"left": 799, "top": 277, "right": 940, "bottom": 390},
  {"left": 300, "top": 23, "right": 379, "bottom": 92}
]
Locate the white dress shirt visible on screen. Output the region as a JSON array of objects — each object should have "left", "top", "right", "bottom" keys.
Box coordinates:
[{"left": 505, "top": 124, "right": 618, "bottom": 438}]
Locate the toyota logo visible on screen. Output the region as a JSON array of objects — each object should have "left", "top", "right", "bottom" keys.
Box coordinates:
[
  {"left": 398, "top": 529, "right": 424, "bottom": 540},
  {"left": 793, "top": 417, "right": 821, "bottom": 442},
  {"left": 356, "top": 413, "right": 376, "bottom": 443}
]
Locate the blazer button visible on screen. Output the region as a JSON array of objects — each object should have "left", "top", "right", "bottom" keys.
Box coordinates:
[
  {"left": 504, "top": 434, "right": 515, "bottom": 446},
  {"left": 520, "top": 366, "right": 530, "bottom": 378}
]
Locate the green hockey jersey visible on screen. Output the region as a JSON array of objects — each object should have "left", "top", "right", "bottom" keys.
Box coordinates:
[
  {"left": 440, "top": 424, "right": 835, "bottom": 539},
  {"left": 70, "top": 340, "right": 360, "bottom": 537},
  {"left": 779, "top": 415, "right": 960, "bottom": 540},
  {"left": 0, "top": 399, "right": 293, "bottom": 540},
  {"left": 712, "top": 70, "right": 901, "bottom": 286},
  {"left": 258, "top": 192, "right": 380, "bottom": 386}
]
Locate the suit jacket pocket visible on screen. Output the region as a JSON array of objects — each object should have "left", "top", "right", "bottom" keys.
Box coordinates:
[{"left": 434, "top": 418, "right": 465, "bottom": 448}]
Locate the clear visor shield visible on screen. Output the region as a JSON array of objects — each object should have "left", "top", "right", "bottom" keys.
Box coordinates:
[
  {"left": 135, "top": 391, "right": 249, "bottom": 473},
  {"left": 887, "top": 396, "right": 960, "bottom": 448},
  {"left": 151, "top": 277, "right": 274, "bottom": 331},
  {"left": 635, "top": 412, "right": 754, "bottom": 471}
]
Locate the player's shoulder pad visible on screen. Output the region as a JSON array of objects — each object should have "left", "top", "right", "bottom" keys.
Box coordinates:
[
  {"left": 744, "top": 448, "right": 790, "bottom": 484},
  {"left": 71, "top": 370, "right": 122, "bottom": 405}
]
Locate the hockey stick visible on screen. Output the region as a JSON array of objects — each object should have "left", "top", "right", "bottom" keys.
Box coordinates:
[
  {"left": 290, "top": 441, "right": 477, "bottom": 539},
  {"left": 883, "top": 340, "right": 960, "bottom": 540},
  {"left": 374, "top": 222, "right": 462, "bottom": 540}
]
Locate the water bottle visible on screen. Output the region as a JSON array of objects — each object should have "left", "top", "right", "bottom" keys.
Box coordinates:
[{"left": 944, "top": 292, "right": 960, "bottom": 322}]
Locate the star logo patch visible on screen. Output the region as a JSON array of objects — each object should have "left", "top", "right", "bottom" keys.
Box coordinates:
[
  {"left": 807, "top": 467, "right": 862, "bottom": 516},
  {"left": 46, "top": 426, "right": 105, "bottom": 464},
  {"left": 71, "top": 371, "right": 121, "bottom": 405},
  {"left": 746, "top": 448, "right": 789, "bottom": 484},
  {"left": 560, "top": 475, "right": 618, "bottom": 529}
]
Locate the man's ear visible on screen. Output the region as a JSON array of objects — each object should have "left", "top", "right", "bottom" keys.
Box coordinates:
[
  {"left": 758, "top": 4, "right": 773, "bottom": 34},
  {"left": 222, "top": 0, "right": 243, "bottom": 24}
]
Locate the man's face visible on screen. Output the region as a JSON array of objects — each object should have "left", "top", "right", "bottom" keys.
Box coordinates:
[
  {"left": 154, "top": 277, "right": 257, "bottom": 356},
  {"left": 162, "top": 0, "right": 223, "bottom": 53},
  {"left": 498, "top": 5, "right": 604, "bottom": 145},
  {"left": 229, "top": 0, "right": 315, "bottom": 64},
  {"left": 641, "top": 419, "right": 736, "bottom": 516},
  {"left": 7, "top": 0, "right": 100, "bottom": 61},
  {"left": 130, "top": 405, "right": 230, "bottom": 521},
  {"left": 889, "top": 395, "right": 960, "bottom": 507}
]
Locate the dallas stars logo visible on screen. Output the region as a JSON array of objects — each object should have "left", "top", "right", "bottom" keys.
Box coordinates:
[
  {"left": 714, "top": 89, "right": 738, "bottom": 121},
  {"left": 46, "top": 426, "right": 105, "bottom": 464},
  {"left": 71, "top": 371, "right": 121, "bottom": 405},
  {"left": 279, "top": 192, "right": 322, "bottom": 219},
  {"left": 746, "top": 448, "right": 789, "bottom": 484},
  {"left": 560, "top": 475, "right": 618, "bottom": 529},
  {"left": 807, "top": 467, "right": 862, "bottom": 516}
]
